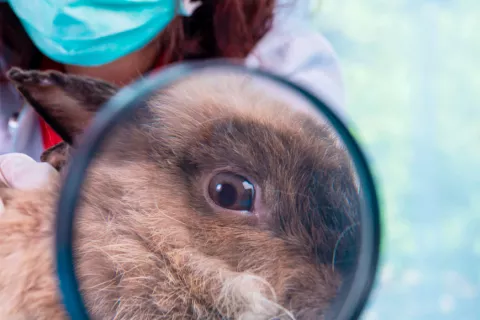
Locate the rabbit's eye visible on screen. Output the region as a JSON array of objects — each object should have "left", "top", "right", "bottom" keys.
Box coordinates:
[{"left": 208, "top": 173, "right": 255, "bottom": 212}]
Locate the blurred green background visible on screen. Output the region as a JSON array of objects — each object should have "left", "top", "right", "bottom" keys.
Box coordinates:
[{"left": 310, "top": 0, "right": 480, "bottom": 319}]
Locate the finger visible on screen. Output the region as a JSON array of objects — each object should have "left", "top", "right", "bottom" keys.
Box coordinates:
[
  {"left": 0, "top": 153, "right": 36, "bottom": 187},
  {"left": 10, "top": 162, "right": 59, "bottom": 190},
  {"left": 0, "top": 153, "right": 58, "bottom": 190}
]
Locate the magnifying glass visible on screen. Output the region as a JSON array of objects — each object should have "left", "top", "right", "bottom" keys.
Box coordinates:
[{"left": 10, "top": 60, "right": 381, "bottom": 320}]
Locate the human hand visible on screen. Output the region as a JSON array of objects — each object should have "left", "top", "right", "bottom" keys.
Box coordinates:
[{"left": 0, "top": 153, "right": 58, "bottom": 214}]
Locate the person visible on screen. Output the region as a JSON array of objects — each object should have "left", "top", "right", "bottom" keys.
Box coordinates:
[{"left": 0, "top": 0, "right": 345, "bottom": 187}]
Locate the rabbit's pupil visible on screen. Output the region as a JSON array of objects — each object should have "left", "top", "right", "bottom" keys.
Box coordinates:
[
  {"left": 208, "top": 173, "right": 254, "bottom": 211},
  {"left": 215, "top": 184, "right": 237, "bottom": 207}
]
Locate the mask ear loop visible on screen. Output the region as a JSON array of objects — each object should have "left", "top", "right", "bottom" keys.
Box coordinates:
[{"left": 178, "top": 0, "right": 203, "bottom": 17}]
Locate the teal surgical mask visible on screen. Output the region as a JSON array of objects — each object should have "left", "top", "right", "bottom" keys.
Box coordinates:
[{"left": 6, "top": 0, "right": 201, "bottom": 66}]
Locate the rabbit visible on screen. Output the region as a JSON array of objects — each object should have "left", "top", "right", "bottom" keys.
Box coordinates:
[{"left": 0, "top": 67, "right": 360, "bottom": 320}]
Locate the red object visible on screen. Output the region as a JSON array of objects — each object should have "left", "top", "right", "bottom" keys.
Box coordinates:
[
  {"left": 38, "top": 54, "right": 168, "bottom": 150},
  {"left": 39, "top": 120, "right": 63, "bottom": 149}
]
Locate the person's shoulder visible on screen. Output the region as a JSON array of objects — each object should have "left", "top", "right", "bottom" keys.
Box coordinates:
[{"left": 247, "top": 18, "right": 346, "bottom": 117}]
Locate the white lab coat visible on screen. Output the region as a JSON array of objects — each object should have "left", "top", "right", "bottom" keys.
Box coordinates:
[{"left": 0, "top": 2, "right": 345, "bottom": 160}]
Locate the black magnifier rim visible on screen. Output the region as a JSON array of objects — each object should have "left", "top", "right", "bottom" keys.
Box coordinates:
[{"left": 55, "top": 60, "right": 381, "bottom": 320}]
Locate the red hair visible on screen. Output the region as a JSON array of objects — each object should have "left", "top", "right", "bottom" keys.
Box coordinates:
[
  {"left": 0, "top": 0, "right": 276, "bottom": 81},
  {"left": 0, "top": 4, "right": 40, "bottom": 81}
]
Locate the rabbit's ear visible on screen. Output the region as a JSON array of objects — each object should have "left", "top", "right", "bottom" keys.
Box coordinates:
[
  {"left": 7, "top": 67, "right": 119, "bottom": 145},
  {"left": 40, "top": 142, "right": 70, "bottom": 171}
]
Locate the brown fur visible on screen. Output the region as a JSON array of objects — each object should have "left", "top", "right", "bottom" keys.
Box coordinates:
[
  {"left": 0, "top": 68, "right": 360, "bottom": 319},
  {"left": 40, "top": 142, "right": 70, "bottom": 171}
]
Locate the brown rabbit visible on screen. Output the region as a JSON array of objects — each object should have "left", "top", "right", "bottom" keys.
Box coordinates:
[{"left": 0, "top": 67, "right": 360, "bottom": 320}]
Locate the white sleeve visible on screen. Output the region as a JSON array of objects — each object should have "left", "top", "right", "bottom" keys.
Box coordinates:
[{"left": 246, "top": 27, "right": 346, "bottom": 118}]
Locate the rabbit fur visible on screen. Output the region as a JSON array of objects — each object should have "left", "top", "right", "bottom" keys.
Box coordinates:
[{"left": 0, "top": 67, "right": 360, "bottom": 320}]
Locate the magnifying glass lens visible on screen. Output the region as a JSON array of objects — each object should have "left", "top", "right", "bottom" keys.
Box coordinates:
[{"left": 12, "top": 63, "right": 379, "bottom": 320}]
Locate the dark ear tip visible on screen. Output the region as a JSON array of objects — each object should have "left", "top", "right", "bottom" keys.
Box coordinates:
[
  {"left": 6, "top": 67, "right": 25, "bottom": 82},
  {"left": 5, "top": 68, "right": 56, "bottom": 87}
]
